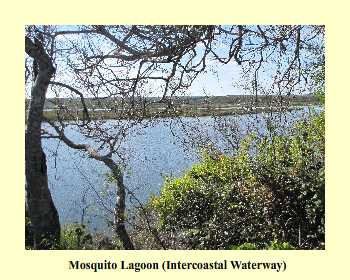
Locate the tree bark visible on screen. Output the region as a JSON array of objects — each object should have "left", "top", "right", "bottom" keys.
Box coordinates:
[
  {"left": 25, "top": 36, "right": 60, "bottom": 249},
  {"left": 104, "top": 158, "right": 135, "bottom": 250},
  {"left": 44, "top": 118, "right": 135, "bottom": 249}
]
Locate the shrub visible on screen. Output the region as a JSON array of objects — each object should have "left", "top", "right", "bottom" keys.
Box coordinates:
[
  {"left": 231, "top": 243, "right": 259, "bottom": 250},
  {"left": 230, "top": 241, "right": 295, "bottom": 250},
  {"left": 254, "top": 112, "right": 325, "bottom": 248},
  {"left": 151, "top": 146, "right": 273, "bottom": 249},
  {"left": 150, "top": 112, "right": 324, "bottom": 249},
  {"left": 267, "top": 240, "right": 295, "bottom": 250},
  {"left": 60, "top": 223, "right": 93, "bottom": 249}
]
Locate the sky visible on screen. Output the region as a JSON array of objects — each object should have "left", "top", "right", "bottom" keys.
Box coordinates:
[
  {"left": 25, "top": 25, "right": 324, "bottom": 99},
  {"left": 26, "top": 54, "right": 244, "bottom": 99},
  {"left": 38, "top": 28, "right": 246, "bottom": 98},
  {"left": 188, "top": 61, "right": 243, "bottom": 96}
]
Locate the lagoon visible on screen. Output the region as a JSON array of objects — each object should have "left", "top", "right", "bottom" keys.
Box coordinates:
[{"left": 42, "top": 107, "right": 317, "bottom": 233}]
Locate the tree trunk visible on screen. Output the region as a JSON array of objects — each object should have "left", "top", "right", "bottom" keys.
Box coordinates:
[
  {"left": 104, "top": 159, "right": 135, "bottom": 249},
  {"left": 25, "top": 36, "right": 60, "bottom": 249},
  {"left": 44, "top": 119, "right": 135, "bottom": 249}
]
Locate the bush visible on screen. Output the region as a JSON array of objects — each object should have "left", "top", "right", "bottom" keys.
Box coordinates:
[
  {"left": 150, "top": 112, "right": 324, "bottom": 249},
  {"left": 59, "top": 223, "right": 122, "bottom": 250},
  {"left": 254, "top": 112, "right": 325, "bottom": 248},
  {"left": 230, "top": 241, "right": 295, "bottom": 250},
  {"left": 151, "top": 143, "right": 273, "bottom": 249},
  {"left": 267, "top": 240, "right": 295, "bottom": 250},
  {"left": 231, "top": 243, "right": 259, "bottom": 250},
  {"left": 60, "top": 224, "right": 93, "bottom": 249}
]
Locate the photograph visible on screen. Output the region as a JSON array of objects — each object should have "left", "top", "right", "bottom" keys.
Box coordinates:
[{"left": 25, "top": 25, "right": 325, "bottom": 250}]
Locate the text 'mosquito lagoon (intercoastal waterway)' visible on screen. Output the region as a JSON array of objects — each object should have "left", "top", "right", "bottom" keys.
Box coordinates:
[{"left": 69, "top": 259, "right": 286, "bottom": 272}]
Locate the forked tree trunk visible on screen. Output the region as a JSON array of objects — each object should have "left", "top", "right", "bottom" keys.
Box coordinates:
[
  {"left": 104, "top": 159, "right": 135, "bottom": 249},
  {"left": 45, "top": 119, "right": 135, "bottom": 249},
  {"left": 25, "top": 36, "right": 60, "bottom": 249}
]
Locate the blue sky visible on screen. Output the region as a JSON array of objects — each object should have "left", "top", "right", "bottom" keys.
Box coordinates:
[
  {"left": 25, "top": 25, "right": 324, "bottom": 99},
  {"left": 188, "top": 61, "right": 243, "bottom": 96}
]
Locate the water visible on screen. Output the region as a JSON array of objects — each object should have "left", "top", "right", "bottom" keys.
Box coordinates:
[{"left": 42, "top": 107, "right": 319, "bottom": 233}]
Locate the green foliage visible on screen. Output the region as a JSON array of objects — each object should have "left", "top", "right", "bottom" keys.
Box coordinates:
[
  {"left": 60, "top": 224, "right": 93, "bottom": 250},
  {"left": 315, "top": 90, "right": 325, "bottom": 105},
  {"left": 267, "top": 240, "right": 295, "bottom": 250},
  {"left": 151, "top": 112, "right": 324, "bottom": 249},
  {"left": 254, "top": 112, "right": 325, "bottom": 248},
  {"left": 151, "top": 141, "right": 273, "bottom": 249},
  {"left": 231, "top": 243, "right": 259, "bottom": 250},
  {"left": 59, "top": 223, "right": 123, "bottom": 250},
  {"left": 230, "top": 241, "right": 295, "bottom": 250}
]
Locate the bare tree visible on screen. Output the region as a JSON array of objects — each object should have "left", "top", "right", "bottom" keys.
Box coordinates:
[{"left": 26, "top": 25, "right": 215, "bottom": 249}]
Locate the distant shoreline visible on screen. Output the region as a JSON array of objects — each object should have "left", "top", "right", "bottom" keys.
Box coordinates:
[
  {"left": 40, "top": 105, "right": 315, "bottom": 122},
  {"left": 24, "top": 94, "right": 321, "bottom": 122}
]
